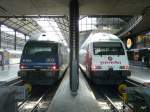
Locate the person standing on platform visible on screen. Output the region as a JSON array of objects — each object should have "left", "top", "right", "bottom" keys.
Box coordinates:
[
  {"left": 141, "top": 56, "right": 145, "bottom": 69},
  {"left": 0, "top": 54, "right": 2, "bottom": 69}
]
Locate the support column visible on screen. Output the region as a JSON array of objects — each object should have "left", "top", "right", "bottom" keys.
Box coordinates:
[
  {"left": 14, "top": 30, "right": 16, "bottom": 50},
  {"left": 69, "top": 0, "right": 79, "bottom": 93},
  {"left": 0, "top": 24, "right": 1, "bottom": 48},
  {"left": 25, "top": 34, "right": 26, "bottom": 42}
]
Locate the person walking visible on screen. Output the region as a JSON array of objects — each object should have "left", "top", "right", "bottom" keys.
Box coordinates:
[{"left": 141, "top": 56, "right": 145, "bottom": 69}]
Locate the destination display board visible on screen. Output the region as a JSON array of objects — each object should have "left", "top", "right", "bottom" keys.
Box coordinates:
[
  {"left": 135, "top": 33, "right": 150, "bottom": 48},
  {"left": 136, "top": 35, "right": 145, "bottom": 49},
  {"left": 144, "top": 33, "right": 150, "bottom": 47}
]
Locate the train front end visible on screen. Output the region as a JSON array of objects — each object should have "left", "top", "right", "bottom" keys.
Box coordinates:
[
  {"left": 18, "top": 41, "right": 60, "bottom": 85},
  {"left": 89, "top": 41, "right": 131, "bottom": 85}
]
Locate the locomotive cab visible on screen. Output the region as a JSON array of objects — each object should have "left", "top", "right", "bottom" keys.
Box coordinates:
[
  {"left": 90, "top": 41, "right": 131, "bottom": 84},
  {"left": 80, "top": 33, "right": 131, "bottom": 85},
  {"left": 18, "top": 40, "right": 68, "bottom": 85}
]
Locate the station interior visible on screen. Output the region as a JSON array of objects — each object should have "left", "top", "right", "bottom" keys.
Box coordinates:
[{"left": 0, "top": 0, "right": 150, "bottom": 112}]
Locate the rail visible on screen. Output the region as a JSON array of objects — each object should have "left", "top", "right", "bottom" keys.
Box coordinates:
[
  {"left": 4, "top": 77, "right": 23, "bottom": 86},
  {"left": 105, "top": 94, "right": 122, "bottom": 112},
  {"left": 125, "top": 79, "right": 145, "bottom": 87},
  {"left": 18, "top": 88, "right": 49, "bottom": 112}
]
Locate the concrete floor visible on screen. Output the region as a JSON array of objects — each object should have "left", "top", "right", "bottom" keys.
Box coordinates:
[
  {"left": 0, "top": 64, "right": 19, "bottom": 82},
  {"left": 47, "top": 70, "right": 104, "bottom": 112},
  {"left": 129, "top": 66, "right": 150, "bottom": 84}
]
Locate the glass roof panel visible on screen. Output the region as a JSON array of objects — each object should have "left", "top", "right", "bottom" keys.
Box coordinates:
[
  {"left": 35, "top": 18, "right": 68, "bottom": 46},
  {"left": 1, "top": 25, "right": 14, "bottom": 35}
]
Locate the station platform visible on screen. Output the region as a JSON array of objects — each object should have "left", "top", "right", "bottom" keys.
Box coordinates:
[
  {"left": 0, "top": 64, "right": 19, "bottom": 83},
  {"left": 47, "top": 70, "right": 102, "bottom": 112},
  {"left": 129, "top": 66, "right": 150, "bottom": 84}
]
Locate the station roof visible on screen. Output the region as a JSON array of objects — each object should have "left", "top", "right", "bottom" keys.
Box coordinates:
[
  {"left": 0, "top": 18, "right": 44, "bottom": 36},
  {"left": 0, "top": 0, "right": 150, "bottom": 37},
  {"left": 130, "top": 11, "right": 150, "bottom": 35},
  {"left": 0, "top": 0, "right": 150, "bottom": 15}
]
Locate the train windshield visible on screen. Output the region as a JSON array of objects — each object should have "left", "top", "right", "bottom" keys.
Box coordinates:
[
  {"left": 93, "top": 42, "right": 125, "bottom": 55},
  {"left": 24, "top": 42, "right": 58, "bottom": 56}
]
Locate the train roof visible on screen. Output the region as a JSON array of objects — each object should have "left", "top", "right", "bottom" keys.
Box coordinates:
[
  {"left": 87, "top": 32, "right": 120, "bottom": 42},
  {"left": 26, "top": 40, "right": 59, "bottom": 43},
  {"left": 81, "top": 32, "right": 121, "bottom": 48},
  {"left": 25, "top": 40, "right": 68, "bottom": 47}
]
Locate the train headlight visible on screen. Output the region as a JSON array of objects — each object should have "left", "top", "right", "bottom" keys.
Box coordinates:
[
  {"left": 91, "top": 65, "right": 96, "bottom": 69},
  {"left": 91, "top": 65, "right": 101, "bottom": 69},
  {"left": 50, "top": 65, "right": 59, "bottom": 71},
  {"left": 20, "top": 64, "right": 27, "bottom": 69},
  {"left": 52, "top": 65, "right": 56, "bottom": 70},
  {"left": 120, "top": 65, "right": 129, "bottom": 70}
]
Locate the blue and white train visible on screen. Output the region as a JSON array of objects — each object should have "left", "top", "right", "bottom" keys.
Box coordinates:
[{"left": 18, "top": 40, "right": 69, "bottom": 85}]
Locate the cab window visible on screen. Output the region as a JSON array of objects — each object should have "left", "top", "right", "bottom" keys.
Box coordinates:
[{"left": 93, "top": 42, "right": 125, "bottom": 55}]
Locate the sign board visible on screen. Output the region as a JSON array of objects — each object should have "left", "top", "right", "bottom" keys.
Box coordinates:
[
  {"left": 136, "top": 35, "right": 144, "bottom": 49},
  {"left": 145, "top": 35, "right": 150, "bottom": 47}
]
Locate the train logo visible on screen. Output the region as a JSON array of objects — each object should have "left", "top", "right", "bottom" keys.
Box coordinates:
[{"left": 108, "top": 56, "right": 113, "bottom": 61}]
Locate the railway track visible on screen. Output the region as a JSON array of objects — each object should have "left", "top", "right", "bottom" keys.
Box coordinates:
[
  {"left": 105, "top": 94, "right": 122, "bottom": 112},
  {"left": 18, "top": 86, "right": 56, "bottom": 112},
  {"left": 94, "top": 86, "right": 135, "bottom": 112},
  {"left": 125, "top": 79, "right": 144, "bottom": 87},
  {"left": 17, "top": 76, "right": 62, "bottom": 112},
  {"left": 0, "top": 68, "right": 68, "bottom": 112},
  {"left": 104, "top": 92, "right": 134, "bottom": 112},
  {"left": 3, "top": 77, "right": 24, "bottom": 86},
  {"left": 18, "top": 93, "right": 45, "bottom": 112},
  {"left": 80, "top": 67, "right": 135, "bottom": 112},
  {"left": 80, "top": 65, "right": 150, "bottom": 112}
]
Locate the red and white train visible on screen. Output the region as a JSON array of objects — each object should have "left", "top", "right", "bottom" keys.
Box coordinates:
[{"left": 80, "top": 32, "right": 131, "bottom": 85}]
